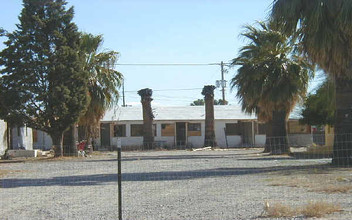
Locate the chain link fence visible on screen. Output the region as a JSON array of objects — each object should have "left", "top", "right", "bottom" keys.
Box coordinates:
[{"left": 1, "top": 135, "right": 352, "bottom": 219}]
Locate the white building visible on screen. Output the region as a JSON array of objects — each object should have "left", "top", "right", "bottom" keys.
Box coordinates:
[
  {"left": 30, "top": 105, "right": 313, "bottom": 150},
  {"left": 0, "top": 120, "right": 8, "bottom": 156},
  {"left": 99, "top": 106, "right": 268, "bottom": 149}
]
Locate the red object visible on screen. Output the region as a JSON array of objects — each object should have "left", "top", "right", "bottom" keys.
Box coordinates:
[{"left": 78, "top": 141, "right": 86, "bottom": 151}]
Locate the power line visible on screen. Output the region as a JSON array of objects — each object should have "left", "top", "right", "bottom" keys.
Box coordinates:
[
  {"left": 115, "top": 63, "right": 231, "bottom": 66},
  {"left": 124, "top": 88, "right": 203, "bottom": 93}
]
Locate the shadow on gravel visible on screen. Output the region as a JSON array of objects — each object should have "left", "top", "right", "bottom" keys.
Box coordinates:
[
  {"left": 1, "top": 164, "right": 330, "bottom": 188},
  {"left": 84, "top": 154, "right": 242, "bottom": 163}
]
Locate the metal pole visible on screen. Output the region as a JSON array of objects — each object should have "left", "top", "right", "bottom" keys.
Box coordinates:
[
  {"left": 221, "top": 61, "right": 226, "bottom": 104},
  {"left": 117, "top": 141, "right": 122, "bottom": 220}
]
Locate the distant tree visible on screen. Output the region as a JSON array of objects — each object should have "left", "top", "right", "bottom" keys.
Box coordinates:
[
  {"left": 190, "top": 99, "right": 205, "bottom": 106},
  {"left": 0, "top": 0, "right": 89, "bottom": 157},
  {"left": 214, "top": 99, "right": 228, "bottom": 105},
  {"left": 190, "top": 99, "right": 228, "bottom": 106},
  {"left": 231, "top": 21, "right": 313, "bottom": 154},
  {"left": 300, "top": 79, "right": 335, "bottom": 126}
]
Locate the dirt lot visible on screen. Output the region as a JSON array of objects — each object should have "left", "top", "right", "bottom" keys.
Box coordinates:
[{"left": 1, "top": 148, "right": 351, "bottom": 219}]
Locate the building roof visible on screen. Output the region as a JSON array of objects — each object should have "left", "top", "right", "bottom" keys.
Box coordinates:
[{"left": 102, "top": 105, "right": 257, "bottom": 122}]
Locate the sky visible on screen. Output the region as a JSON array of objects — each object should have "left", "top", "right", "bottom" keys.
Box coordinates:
[{"left": 0, "top": 0, "right": 322, "bottom": 108}]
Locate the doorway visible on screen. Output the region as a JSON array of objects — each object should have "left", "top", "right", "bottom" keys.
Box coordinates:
[
  {"left": 100, "top": 123, "right": 111, "bottom": 148},
  {"left": 176, "top": 122, "right": 186, "bottom": 147},
  {"left": 241, "top": 121, "right": 254, "bottom": 146}
]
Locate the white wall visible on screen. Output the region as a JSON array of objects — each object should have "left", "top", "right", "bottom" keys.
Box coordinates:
[
  {"left": 102, "top": 120, "right": 262, "bottom": 149},
  {"left": 33, "top": 130, "right": 52, "bottom": 150},
  {"left": 0, "top": 120, "right": 7, "bottom": 155},
  {"left": 288, "top": 134, "right": 313, "bottom": 147},
  {"left": 255, "top": 135, "right": 266, "bottom": 146},
  {"left": 11, "top": 126, "right": 33, "bottom": 150}
]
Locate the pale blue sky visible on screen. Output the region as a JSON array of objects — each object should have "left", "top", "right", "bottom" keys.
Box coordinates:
[{"left": 0, "top": 0, "right": 321, "bottom": 107}]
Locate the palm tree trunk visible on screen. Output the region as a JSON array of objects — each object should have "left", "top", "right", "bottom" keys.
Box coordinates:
[
  {"left": 203, "top": 86, "right": 217, "bottom": 147},
  {"left": 332, "top": 77, "right": 352, "bottom": 166},
  {"left": 263, "top": 121, "right": 272, "bottom": 153},
  {"left": 138, "top": 88, "right": 154, "bottom": 150},
  {"left": 50, "top": 132, "right": 64, "bottom": 157},
  {"left": 266, "top": 110, "right": 290, "bottom": 154}
]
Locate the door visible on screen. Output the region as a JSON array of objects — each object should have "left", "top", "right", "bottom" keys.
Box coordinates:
[
  {"left": 100, "top": 123, "right": 111, "bottom": 147},
  {"left": 241, "top": 121, "right": 254, "bottom": 146},
  {"left": 176, "top": 122, "right": 186, "bottom": 147}
]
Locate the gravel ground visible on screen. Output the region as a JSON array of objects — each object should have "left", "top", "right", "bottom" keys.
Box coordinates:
[{"left": 1, "top": 148, "right": 351, "bottom": 220}]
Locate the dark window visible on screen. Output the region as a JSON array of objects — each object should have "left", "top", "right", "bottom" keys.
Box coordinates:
[
  {"left": 131, "top": 124, "right": 143, "bottom": 137},
  {"left": 225, "top": 123, "right": 241, "bottom": 135},
  {"left": 114, "top": 124, "right": 126, "bottom": 137},
  {"left": 188, "top": 123, "right": 201, "bottom": 131}
]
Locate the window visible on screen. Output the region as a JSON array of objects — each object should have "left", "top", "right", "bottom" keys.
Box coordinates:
[
  {"left": 114, "top": 124, "right": 126, "bottom": 137},
  {"left": 225, "top": 123, "right": 241, "bottom": 135},
  {"left": 255, "top": 123, "right": 266, "bottom": 135},
  {"left": 161, "top": 124, "right": 175, "bottom": 136},
  {"left": 131, "top": 124, "right": 143, "bottom": 137},
  {"left": 188, "top": 123, "right": 201, "bottom": 136}
]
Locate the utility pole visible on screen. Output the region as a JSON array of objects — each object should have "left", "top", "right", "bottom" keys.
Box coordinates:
[
  {"left": 122, "top": 79, "right": 126, "bottom": 107},
  {"left": 216, "top": 61, "right": 227, "bottom": 105},
  {"left": 220, "top": 61, "right": 225, "bottom": 104}
]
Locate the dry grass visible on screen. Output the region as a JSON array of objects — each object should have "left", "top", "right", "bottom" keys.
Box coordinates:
[
  {"left": 263, "top": 201, "right": 341, "bottom": 218},
  {"left": 301, "top": 201, "right": 341, "bottom": 218},
  {"left": 267, "top": 170, "right": 352, "bottom": 194},
  {"left": 306, "top": 144, "right": 333, "bottom": 154},
  {"left": 0, "top": 169, "right": 23, "bottom": 178},
  {"left": 313, "top": 185, "right": 352, "bottom": 194},
  {"left": 0, "top": 170, "right": 10, "bottom": 178},
  {"left": 264, "top": 202, "right": 294, "bottom": 217}
]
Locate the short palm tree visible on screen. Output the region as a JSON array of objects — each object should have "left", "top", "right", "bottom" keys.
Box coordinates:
[
  {"left": 231, "top": 21, "right": 313, "bottom": 154},
  {"left": 79, "top": 33, "right": 123, "bottom": 148},
  {"left": 271, "top": 0, "right": 352, "bottom": 166}
]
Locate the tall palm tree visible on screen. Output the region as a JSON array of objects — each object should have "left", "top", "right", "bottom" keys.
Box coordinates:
[
  {"left": 231, "top": 21, "right": 313, "bottom": 154},
  {"left": 271, "top": 0, "right": 352, "bottom": 166},
  {"left": 78, "top": 33, "right": 123, "bottom": 149}
]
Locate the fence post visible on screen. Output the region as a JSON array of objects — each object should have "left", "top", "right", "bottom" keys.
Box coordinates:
[{"left": 117, "top": 138, "right": 122, "bottom": 220}]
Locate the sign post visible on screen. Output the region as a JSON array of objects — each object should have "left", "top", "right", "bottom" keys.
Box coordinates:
[{"left": 117, "top": 139, "right": 122, "bottom": 220}]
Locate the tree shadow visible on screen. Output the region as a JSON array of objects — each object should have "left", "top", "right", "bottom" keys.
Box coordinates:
[
  {"left": 1, "top": 163, "right": 330, "bottom": 188},
  {"left": 85, "top": 153, "right": 243, "bottom": 163}
]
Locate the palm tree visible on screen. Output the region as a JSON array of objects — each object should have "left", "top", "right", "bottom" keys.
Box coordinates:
[
  {"left": 78, "top": 33, "right": 123, "bottom": 150},
  {"left": 271, "top": 0, "right": 352, "bottom": 166},
  {"left": 231, "top": 21, "right": 313, "bottom": 154}
]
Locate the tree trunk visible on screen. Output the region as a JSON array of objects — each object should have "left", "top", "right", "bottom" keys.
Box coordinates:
[
  {"left": 263, "top": 121, "right": 272, "bottom": 153},
  {"left": 63, "top": 125, "right": 78, "bottom": 156},
  {"left": 86, "top": 131, "right": 93, "bottom": 155},
  {"left": 265, "top": 110, "right": 290, "bottom": 154},
  {"left": 202, "top": 85, "right": 217, "bottom": 147},
  {"left": 138, "top": 88, "right": 154, "bottom": 150},
  {"left": 332, "top": 77, "right": 352, "bottom": 166},
  {"left": 141, "top": 98, "right": 154, "bottom": 149},
  {"left": 50, "top": 132, "right": 64, "bottom": 157}
]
